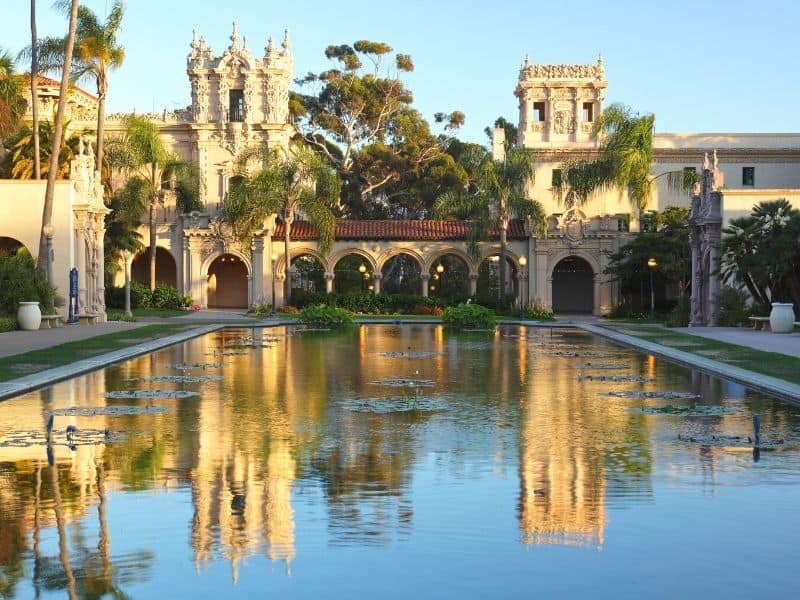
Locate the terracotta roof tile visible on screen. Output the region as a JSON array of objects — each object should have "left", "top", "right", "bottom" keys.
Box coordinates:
[{"left": 273, "top": 219, "right": 527, "bottom": 241}]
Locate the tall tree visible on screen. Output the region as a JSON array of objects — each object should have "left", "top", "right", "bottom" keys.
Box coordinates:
[
  {"left": 108, "top": 115, "right": 198, "bottom": 290},
  {"left": 39, "top": 0, "right": 79, "bottom": 277},
  {"left": 293, "top": 40, "right": 462, "bottom": 218},
  {"left": 5, "top": 118, "right": 82, "bottom": 179},
  {"left": 554, "top": 103, "right": 696, "bottom": 226},
  {"left": 0, "top": 49, "right": 26, "bottom": 141},
  {"left": 222, "top": 145, "right": 340, "bottom": 304},
  {"left": 30, "top": 0, "right": 41, "bottom": 178},
  {"left": 71, "top": 0, "right": 125, "bottom": 176},
  {"left": 435, "top": 146, "right": 546, "bottom": 302}
]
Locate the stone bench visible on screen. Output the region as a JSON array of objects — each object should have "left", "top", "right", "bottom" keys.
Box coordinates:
[
  {"left": 748, "top": 316, "right": 770, "bottom": 330},
  {"left": 77, "top": 313, "right": 99, "bottom": 325},
  {"left": 39, "top": 314, "right": 64, "bottom": 329}
]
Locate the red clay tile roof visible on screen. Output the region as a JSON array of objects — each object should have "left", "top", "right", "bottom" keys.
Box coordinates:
[
  {"left": 273, "top": 219, "right": 528, "bottom": 241},
  {"left": 26, "top": 74, "right": 98, "bottom": 101}
]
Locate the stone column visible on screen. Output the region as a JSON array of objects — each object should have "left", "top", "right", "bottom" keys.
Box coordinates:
[
  {"left": 94, "top": 213, "right": 107, "bottom": 320},
  {"left": 421, "top": 273, "right": 430, "bottom": 297},
  {"left": 251, "top": 236, "right": 264, "bottom": 305},
  {"left": 372, "top": 272, "right": 382, "bottom": 295},
  {"left": 74, "top": 214, "right": 87, "bottom": 314},
  {"left": 324, "top": 272, "right": 334, "bottom": 293},
  {"left": 572, "top": 93, "right": 580, "bottom": 143},
  {"left": 707, "top": 229, "right": 721, "bottom": 326},
  {"left": 535, "top": 251, "right": 549, "bottom": 305},
  {"left": 592, "top": 274, "right": 601, "bottom": 316},
  {"left": 545, "top": 88, "right": 554, "bottom": 142},
  {"left": 188, "top": 237, "right": 205, "bottom": 307},
  {"left": 182, "top": 236, "right": 191, "bottom": 296},
  {"left": 688, "top": 228, "right": 702, "bottom": 326},
  {"left": 469, "top": 273, "right": 478, "bottom": 296}
]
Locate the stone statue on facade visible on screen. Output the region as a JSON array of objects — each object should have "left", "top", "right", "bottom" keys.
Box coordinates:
[{"left": 688, "top": 151, "right": 724, "bottom": 326}]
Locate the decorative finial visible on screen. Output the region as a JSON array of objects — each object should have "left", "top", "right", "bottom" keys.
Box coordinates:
[
  {"left": 282, "top": 28, "right": 291, "bottom": 53},
  {"left": 713, "top": 148, "right": 719, "bottom": 170},
  {"left": 78, "top": 136, "right": 85, "bottom": 155},
  {"left": 243, "top": 34, "right": 248, "bottom": 51},
  {"left": 230, "top": 21, "right": 240, "bottom": 51},
  {"left": 191, "top": 29, "right": 198, "bottom": 50},
  {"left": 703, "top": 152, "right": 710, "bottom": 171},
  {"left": 522, "top": 53, "right": 530, "bottom": 69},
  {"left": 597, "top": 53, "right": 605, "bottom": 74},
  {"left": 265, "top": 35, "right": 276, "bottom": 57}
]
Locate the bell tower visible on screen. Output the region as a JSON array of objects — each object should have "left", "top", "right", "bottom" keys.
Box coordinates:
[{"left": 514, "top": 55, "right": 608, "bottom": 149}]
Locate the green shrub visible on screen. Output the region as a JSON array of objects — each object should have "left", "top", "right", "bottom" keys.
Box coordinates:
[
  {"left": 151, "top": 282, "right": 184, "bottom": 309},
  {"left": 0, "top": 315, "right": 17, "bottom": 332},
  {"left": 106, "top": 310, "right": 138, "bottom": 322},
  {"left": 665, "top": 293, "right": 690, "bottom": 327},
  {"left": 717, "top": 286, "right": 753, "bottom": 326},
  {"left": 0, "top": 249, "right": 56, "bottom": 315},
  {"left": 251, "top": 302, "right": 272, "bottom": 317},
  {"left": 108, "top": 282, "right": 190, "bottom": 310},
  {"left": 291, "top": 291, "right": 444, "bottom": 314},
  {"left": 299, "top": 304, "right": 353, "bottom": 327},
  {"left": 442, "top": 302, "right": 495, "bottom": 329},
  {"left": 522, "top": 300, "right": 554, "bottom": 321},
  {"left": 130, "top": 281, "right": 153, "bottom": 308}
]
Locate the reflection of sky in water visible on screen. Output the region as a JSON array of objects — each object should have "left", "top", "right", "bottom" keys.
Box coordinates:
[{"left": 1, "top": 325, "right": 799, "bottom": 598}]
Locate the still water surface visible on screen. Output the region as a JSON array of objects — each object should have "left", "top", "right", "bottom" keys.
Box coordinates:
[{"left": 1, "top": 325, "right": 799, "bottom": 598}]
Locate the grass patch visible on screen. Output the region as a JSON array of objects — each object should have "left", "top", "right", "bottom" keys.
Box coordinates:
[
  {"left": 0, "top": 324, "right": 195, "bottom": 383},
  {"left": 132, "top": 307, "right": 190, "bottom": 318},
  {"left": 600, "top": 323, "right": 800, "bottom": 384}
]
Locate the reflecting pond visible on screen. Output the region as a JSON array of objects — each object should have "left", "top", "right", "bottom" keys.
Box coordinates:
[{"left": 1, "top": 325, "right": 800, "bottom": 598}]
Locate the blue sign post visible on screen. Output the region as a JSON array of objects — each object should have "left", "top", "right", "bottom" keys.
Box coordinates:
[{"left": 68, "top": 267, "right": 79, "bottom": 324}]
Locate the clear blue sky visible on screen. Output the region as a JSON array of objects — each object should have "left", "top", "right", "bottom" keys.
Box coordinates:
[{"left": 2, "top": 0, "right": 798, "bottom": 143}]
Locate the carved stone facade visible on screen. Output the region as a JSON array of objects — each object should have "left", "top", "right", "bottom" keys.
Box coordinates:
[
  {"left": 688, "top": 152, "right": 724, "bottom": 326},
  {"left": 515, "top": 55, "right": 607, "bottom": 148}
]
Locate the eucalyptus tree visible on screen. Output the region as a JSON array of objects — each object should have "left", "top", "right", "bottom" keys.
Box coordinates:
[
  {"left": 554, "top": 103, "right": 696, "bottom": 225},
  {"left": 108, "top": 115, "right": 199, "bottom": 290},
  {"left": 435, "top": 146, "right": 546, "bottom": 302},
  {"left": 222, "top": 145, "right": 340, "bottom": 303},
  {"left": 0, "top": 49, "right": 26, "bottom": 141},
  {"left": 293, "top": 40, "right": 463, "bottom": 217},
  {"left": 39, "top": 0, "right": 79, "bottom": 278}
]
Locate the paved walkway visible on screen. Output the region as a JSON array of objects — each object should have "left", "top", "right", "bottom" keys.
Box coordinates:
[
  {"left": 0, "top": 321, "right": 146, "bottom": 359},
  {"left": 673, "top": 326, "right": 800, "bottom": 358}
]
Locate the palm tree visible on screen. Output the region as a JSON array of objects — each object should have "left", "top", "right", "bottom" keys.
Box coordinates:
[
  {"left": 554, "top": 103, "right": 697, "bottom": 225},
  {"left": 71, "top": 0, "right": 125, "bottom": 174},
  {"left": 7, "top": 118, "right": 82, "bottom": 179},
  {"left": 435, "top": 146, "right": 546, "bottom": 302},
  {"left": 108, "top": 115, "right": 198, "bottom": 290},
  {"left": 39, "top": 0, "right": 79, "bottom": 277},
  {"left": 0, "top": 48, "right": 26, "bottom": 141},
  {"left": 222, "top": 145, "right": 340, "bottom": 304},
  {"left": 30, "top": 0, "right": 41, "bottom": 179}
]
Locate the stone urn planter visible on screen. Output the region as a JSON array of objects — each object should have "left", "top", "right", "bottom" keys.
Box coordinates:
[
  {"left": 17, "top": 301, "right": 42, "bottom": 330},
  {"left": 769, "top": 302, "right": 795, "bottom": 333}
]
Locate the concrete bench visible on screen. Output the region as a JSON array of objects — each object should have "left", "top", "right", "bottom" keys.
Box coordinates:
[
  {"left": 77, "top": 313, "right": 99, "bottom": 325},
  {"left": 39, "top": 314, "right": 64, "bottom": 329},
  {"left": 748, "top": 316, "right": 770, "bottom": 330}
]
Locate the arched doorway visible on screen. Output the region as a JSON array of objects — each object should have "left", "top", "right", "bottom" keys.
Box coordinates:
[
  {"left": 334, "top": 254, "right": 374, "bottom": 294},
  {"left": 552, "top": 256, "right": 593, "bottom": 313},
  {"left": 428, "top": 254, "right": 469, "bottom": 301},
  {"left": 476, "top": 255, "right": 518, "bottom": 305},
  {"left": 208, "top": 254, "right": 248, "bottom": 308},
  {"left": 131, "top": 247, "right": 177, "bottom": 288},
  {"left": 290, "top": 254, "right": 325, "bottom": 299},
  {"left": 0, "top": 236, "right": 26, "bottom": 257},
  {"left": 381, "top": 253, "right": 422, "bottom": 295}
]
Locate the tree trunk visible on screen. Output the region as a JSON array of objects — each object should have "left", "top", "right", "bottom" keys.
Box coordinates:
[
  {"left": 30, "top": 0, "right": 41, "bottom": 180},
  {"left": 38, "top": 0, "right": 78, "bottom": 276},
  {"left": 149, "top": 198, "right": 157, "bottom": 291},
  {"left": 284, "top": 214, "right": 292, "bottom": 306},
  {"left": 95, "top": 72, "right": 107, "bottom": 186},
  {"left": 498, "top": 220, "right": 508, "bottom": 303}
]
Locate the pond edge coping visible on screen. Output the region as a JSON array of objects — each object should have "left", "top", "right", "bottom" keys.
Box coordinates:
[
  {"left": 578, "top": 322, "right": 800, "bottom": 405},
  {"left": 0, "top": 324, "right": 226, "bottom": 401}
]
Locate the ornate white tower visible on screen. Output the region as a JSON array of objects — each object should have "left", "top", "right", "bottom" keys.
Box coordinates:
[{"left": 514, "top": 55, "right": 608, "bottom": 149}]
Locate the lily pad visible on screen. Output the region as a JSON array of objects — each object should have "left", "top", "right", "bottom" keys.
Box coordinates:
[
  {"left": 378, "top": 351, "right": 443, "bottom": 359},
  {"left": 131, "top": 375, "right": 223, "bottom": 383},
  {"left": 103, "top": 390, "right": 199, "bottom": 399},
  {"left": 172, "top": 362, "right": 221, "bottom": 370},
  {"left": 0, "top": 428, "right": 126, "bottom": 448},
  {"left": 677, "top": 433, "right": 786, "bottom": 448},
  {"left": 369, "top": 377, "right": 435, "bottom": 388},
  {"left": 339, "top": 395, "right": 448, "bottom": 414},
  {"left": 606, "top": 390, "right": 702, "bottom": 400},
  {"left": 578, "top": 374, "right": 654, "bottom": 383},
  {"left": 49, "top": 405, "right": 171, "bottom": 416},
  {"left": 577, "top": 363, "right": 628, "bottom": 370},
  {"left": 639, "top": 404, "right": 739, "bottom": 416}
]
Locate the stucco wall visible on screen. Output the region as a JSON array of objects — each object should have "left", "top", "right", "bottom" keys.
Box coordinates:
[{"left": 0, "top": 180, "right": 75, "bottom": 310}]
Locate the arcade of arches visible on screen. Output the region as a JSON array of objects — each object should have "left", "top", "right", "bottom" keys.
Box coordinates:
[{"left": 142, "top": 217, "right": 624, "bottom": 314}]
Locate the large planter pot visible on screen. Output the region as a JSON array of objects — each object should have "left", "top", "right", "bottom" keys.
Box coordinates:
[
  {"left": 769, "top": 302, "right": 795, "bottom": 333},
  {"left": 17, "top": 301, "right": 42, "bottom": 330}
]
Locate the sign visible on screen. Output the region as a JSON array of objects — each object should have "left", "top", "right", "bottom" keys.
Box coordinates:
[{"left": 68, "top": 267, "right": 79, "bottom": 323}]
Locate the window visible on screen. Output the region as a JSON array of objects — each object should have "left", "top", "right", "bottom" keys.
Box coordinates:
[
  {"left": 229, "top": 89, "right": 244, "bottom": 122},
  {"left": 533, "top": 102, "right": 545, "bottom": 122},
  {"left": 641, "top": 210, "right": 657, "bottom": 232},
  {"left": 616, "top": 214, "right": 630, "bottom": 232},
  {"left": 742, "top": 166, "right": 755, "bottom": 187},
  {"left": 551, "top": 168, "right": 562, "bottom": 188},
  {"left": 582, "top": 102, "right": 594, "bottom": 122}
]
